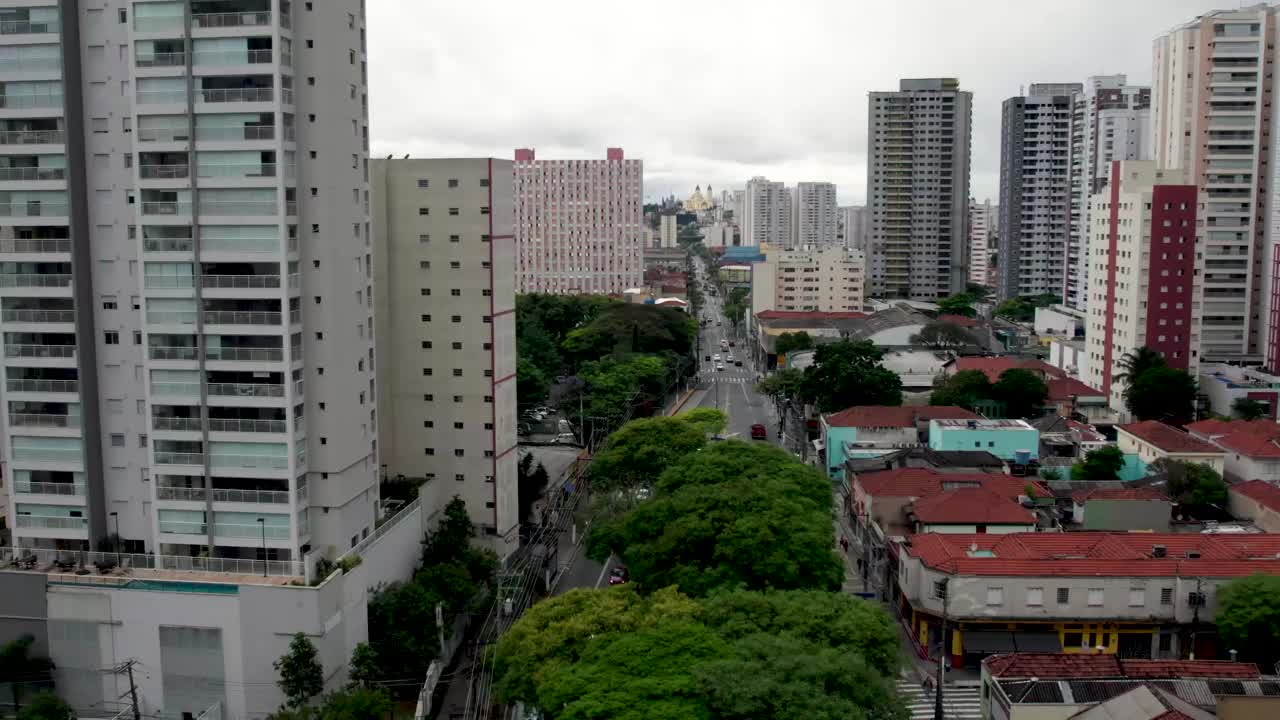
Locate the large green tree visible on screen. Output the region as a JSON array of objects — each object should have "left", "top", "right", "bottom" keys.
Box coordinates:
[
  {"left": 1216, "top": 574, "right": 1280, "bottom": 667},
  {"left": 1124, "top": 366, "right": 1197, "bottom": 425},
  {"left": 589, "top": 441, "right": 843, "bottom": 596},
  {"left": 562, "top": 303, "right": 697, "bottom": 367},
  {"left": 756, "top": 368, "right": 805, "bottom": 408},
  {"left": 930, "top": 369, "right": 993, "bottom": 410},
  {"left": 991, "top": 368, "right": 1049, "bottom": 419},
  {"left": 1113, "top": 347, "right": 1165, "bottom": 387},
  {"left": 15, "top": 693, "right": 72, "bottom": 720},
  {"left": 677, "top": 407, "right": 728, "bottom": 437},
  {"left": 274, "top": 633, "right": 324, "bottom": 710},
  {"left": 774, "top": 331, "right": 814, "bottom": 357},
  {"left": 589, "top": 415, "right": 708, "bottom": 496},
  {"left": 937, "top": 293, "right": 977, "bottom": 318},
  {"left": 517, "top": 453, "right": 551, "bottom": 526},
  {"left": 1233, "top": 397, "right": 1268, "bottom": 421},
  {"left": 1071, "top": 445, "right": 1125, "bottom": 480},
  {"left": 1159, "top": 459, "right": 1228, "bottom": 508},
  {"left": 799, "top": 341, "right": 903, "bottom": 412},
  {"left": 911, "top": 321, "right": 977, "bottom": 350},
  {"left": 0, "top": 635, "right": 53, "bottom": 714}
]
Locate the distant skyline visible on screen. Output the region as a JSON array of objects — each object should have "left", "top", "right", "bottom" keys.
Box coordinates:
[{"left": 367, "top": 0, "right": 1216, "bottom": 205}]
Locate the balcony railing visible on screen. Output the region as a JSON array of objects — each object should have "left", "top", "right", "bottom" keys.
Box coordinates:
[
  {"left": 133, "top": 16, "right": 182, "bottom": 32},
  {"left": 198, "top": 163, "right": 275, "bottom": 178},
  {"left": 138, "top": 127, "right": 190, "bottom": 142},
  {"left": 0, "top": 166, "right": 64, "bottom": 181},
  {"left": 210, "top": 453, "right": 288, "bottom": 470},
  {"left": 158, "top": 519, "right": 206, "bottom": 535},
  {"left": 9, "top": 413, "right": 77, "bottom": 428},
  {"left": 199, "top": 201, "right": 278, "bottom": 216},
  {"left": 192, "top": 11, "right": 271, "bottom": 28},
  {"left": 204, "top": 347, "right": 283, "bottom": 362},
  {"left": 0, "top": 202, "right": 67, "bottom": 217},
  {"left": 141, "top": 201, "right": 191, "bottom": 216},
  {"left": 16, "top": 515, "right": 86, "bottom": 530},
  {"left": 0, "top": 20, "right": 60, "bottom": 35},
  {"left": 208, "top": 418, "right": 286, "bottom": 433},
  {"left": 203, "top": 310, "right": 281, "bottom": 325},
  {"left": 0, "top": 93, "right": 62, "bottom": 108},
  {"left": 151, "top": 381, "right": 199, "bottom": 396},
  {"left": 193, "top": 49, "right": 273, "bottom": 66},
  {"left": 149, "top": 346, "right": 198, "bottom": 361},
  {"left": 198, "top": 87, "right": 273, "bottom": 104},
  {"left": 146, "top": 310, "right": 196, "bottom": 325},
  {"left": 154, "top": 451, "right": 204, "bottom": 466},
  {"left": 14, "top": 480, "right": 84, "bottom": 496},
  {"left": 6, "top": 378, "right": 76, "bottom": 393},
  {"left": 285, "top": 201, "right": 297, "bottom": 215},
  {"left": 139, "top": 164, "right": 190, "bottom": 179},
  {"left": 207, "top": 382, "right": 284, "bottom": 397},
  {"left": 156, "top": 485, "right": 206, "bottom": 502},
  {"left": 152, "top": 416, "right": 202, "bottom": 432},
  {"left": 0, "top": 129, "right": 64, "bottom": 145},
  {"left": 11, "top": 447, "right": 80, "bottom": 462},
  {"left": 5, "top": 344, "right": 74, "bottom": 358},
  {"left": 156, "top": 485, "right": 290, "bottom": 503},
  {"left": 0, "top": 237, "right": 69, "bottom": 253},
  {"left": 136, "top": 90, "right": 188, "bottom": 105},
  {"left": 143, "top": 275, "right": 195, "bottom": 289},
  {"left": 0, "top": 273, "right": 71, "bottom": 287},
  {"left": 135, "top": 52, "right": 187, "bottom": 68},
  {"left": 2, "top": 309, "right": 73, "bottom": 323},
  {"left": 201, "top": 274, "right": 280, "bottom": 289},
  {"left": 143, "top": 237, "right": 194, "bottom": 252},
  {"left": 214, "top": 522, "right": 290, "bottom": 539},
  {"left": 195, "top": 125, "right": 274, "bottom": 142}
]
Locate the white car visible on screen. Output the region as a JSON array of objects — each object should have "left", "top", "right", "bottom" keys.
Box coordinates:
[
  {"left": 716, "top": 363, "right": 725, "bottom": 371},
  {"left": 712, "top": 354, "right": 720, "bottom": 361}
]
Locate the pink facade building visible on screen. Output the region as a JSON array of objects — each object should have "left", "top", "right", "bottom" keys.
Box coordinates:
[{"left": 513, "top": 147, "right": 644, "bottom": 294}]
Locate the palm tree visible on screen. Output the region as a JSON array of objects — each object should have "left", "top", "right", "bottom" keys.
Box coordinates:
[{"left": 1113, "top": 347, "right": 1166, "bottom": 387}]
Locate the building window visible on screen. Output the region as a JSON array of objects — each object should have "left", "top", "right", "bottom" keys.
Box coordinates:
[
  {"left": 448, "top": 179, "right": 459, "bottom": 188},
  {"left": 450, "top": 261, "right": 461, "bottom": 269},
  {"left": 422, "top": 368, "right": 432, "bottom": 376},
  {"left": 449, "top": 235, "right": 460, "bottom": 243},
  {"left": 423, "top": 394, "right": 433, "bottom": 401},
  {"left": 110, "top": 433, "right": 125, "bottom": 447},
  {"left": 424, "top": 448, "right": 434, "bottom": 455},
  {"left": 455, "top": 474, "right": 465, "bottom": 482},
  {"left": 1026, "top": 587, "right": 1043, "bottom": 606},
  {"left": 1160, "top": 588, "right": 1173, "bottom": 605},
  {"left": 479, "top": 178, "right": 489, "bottom": 187},
  {"left": 453, "top": 422, "right": 463, "bottom": 429},
  {"left": 453, "top": 369, "right": 462, "bottom": 377},
  {"left": 423, "top": 420, "right": 433, "bottom": 428},
  {"left": 484, "top": 450, "right": 494, "bottom": 458},
  {"left": 451, "top": 315, "right": 461, "bottom": 322},
  {"left": 454, "top": 449, "right": 464, "bottom": 457},
  {"left": 417, "top": 179, "right": 429, "bottom": 188},
  {"left": 1129, "top": 588, "right": 1145, "bottom": 607},
  {"left": 1057, "top": 588, "right": 1070, "bottom": 604},
  {"left": 453, "top": 395, "right": 463, "bottom": 402},
  {"left": 481, "top": 207, "right": 490, "bottom": 215},
  {"left": 1088, "top": 588, "right": 1104, "bottom": 606},
  {"left": 104, "top": 331, "right": 119, "bottom": 344},
  {"left": 418, "top": 208, "right": 429, "bottom": 215},
  {"left": 986, "top": 587, "right": 1003, "bottom": 606},
  {"left": 448, "top": 208, "right": 459, "bottom": 216}
]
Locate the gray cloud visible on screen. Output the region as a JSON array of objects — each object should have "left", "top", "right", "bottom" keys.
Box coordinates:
[{"left": 368, "top": 0, "right": 1214, "bottom": 205}]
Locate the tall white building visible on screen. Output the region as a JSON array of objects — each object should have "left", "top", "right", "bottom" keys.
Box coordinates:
[
  {"left": 741, "top": 176, "right": 790, "bottom": 247},
  {"left": 867, "top": 78, "right": 972, "bottom": 300},
  {"left": 659, "top": 213, "right": 677, "bottom": 248},
  {"left": 1067, "top": 75, "right": 1151, "bottom": 311},
  {"left": 0, "top": 0, "right": 377, "bottom": 571},
  {"left": 750, "top": 245, "right": 866, "bottom": 316},
  {"left": 838, "top": 205, "right": 868, "bottom": 250},
  {"left": 1154, "top": 6, "right": 1275, "bottom": 366},
  {"left": 968, "top": 199, "right": 995, "bottom": 286},
  {"left": 513, "top": 147, "right": 643, "bottom": 294},
  {"left": 793, "top": 181, "right": 837, "bottom": 247},
  {"left": 371, "top": 158, "right": 518, "bottom": 555},
  {"left": 997, "top": 83, "right": 1081, "bottom": 301}
]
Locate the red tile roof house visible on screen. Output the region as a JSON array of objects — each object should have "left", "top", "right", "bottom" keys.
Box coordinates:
[
  {"left": 850, "top": 467, "right": 1045, "bottom": 541},
  {"left": 895, "top": 532, "right": 1280, "bottom": 671},
  {"left": 1226, "top": 479, "right": 1280, "bottom": 534},
  {"left": 943, "top": 356, "right": 1109, "bottom": 422},
  {"left": 1186, "top": 418, "right": 1280, "bottom": 482},
  {"left": 981, "top": 652, "right": 1268, "bottom": 719},
  {"left": 1117, "top": 421, "right": 1226, "bottom": 476},
  {"left": 820, "top": 405, "right": 978, "bottom": 479}
]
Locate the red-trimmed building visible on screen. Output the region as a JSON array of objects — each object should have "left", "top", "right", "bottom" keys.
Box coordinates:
[
  {"left": 1227, "top": 479, "right": 1280, "bottom": 534},
  {"left": 1084, "top": 161, "right": 1201, "bottom": 420},
  {"left": 820, "top": 405, "right": 978, "bottom": 477},
  {"left": 1117, "top": 420, "right": 1225, "bottom": 475},
  {"left": 1187, "top": 418, "right": 1280, "bottom": 482},
  {"left": 896, "top": 532, "right": 1280, "bottom": 668}
]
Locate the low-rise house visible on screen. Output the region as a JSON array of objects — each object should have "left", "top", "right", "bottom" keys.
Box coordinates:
[
  {"left": 981, "top": 652, "right": 1275, "bottom": 720},
  {"left": 1070, "top": 487, "right": 1172, "bottom": 531},
  {"left": 1186, "top": 418, "right": 1280, "bottom": 482},
  {"left": 1117, "top": 421, "right": 1225, "bottom": 476},
  {"left": 821, "top": 405, "right": 978, "bottom": 477},
  {"left": 1226, "top": 479, "right": 1280, "bottom": 534},
  {"left": 909, "top": 487, "right": 1037, "bottom": 534},
  {"left": 1034, "top": 415, "right": 1108, "bottom": 461},
  {"left": 1198, "top": 363, "right": 1280, "bottom": 420},
  {"left": 851, "top": 468, "right": 1043, "bottom": 539},
  {"left": 928, "top": 418, "right": 1040, "bottom": 462},
  {"left": 897, "top": 532, "right": 1280, "bottom": 670},
  {"left": 943, "top": 356, "right": 1109, "bottom": 422}
]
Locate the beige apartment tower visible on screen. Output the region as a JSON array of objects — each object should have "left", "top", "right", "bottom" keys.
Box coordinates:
[
  {"left": 371, "top": 158, "right": 518, "bottom": 554},
  {"left": 750, "top": 245, "right": 866, "bottom": 316}
]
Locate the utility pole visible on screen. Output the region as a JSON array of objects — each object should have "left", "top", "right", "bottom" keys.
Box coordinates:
[
  {"left": 115, "top": 660, "right": 142, "bottom": 720},
  {"left": 934, "top": 579, "right": 949, "bottom": 720}
]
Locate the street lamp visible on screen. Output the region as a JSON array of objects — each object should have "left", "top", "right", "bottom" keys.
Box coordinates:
[
  {"left": 257, "top": 517, "right": 267, "bottom": 577},
  {"left": 108, "top": 511, "right": 120, "bottom": 565}
]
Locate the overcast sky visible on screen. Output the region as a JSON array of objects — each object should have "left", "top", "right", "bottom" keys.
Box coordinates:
[{"left": 368, "top": 0, "right": 1218, "bottom": 206}]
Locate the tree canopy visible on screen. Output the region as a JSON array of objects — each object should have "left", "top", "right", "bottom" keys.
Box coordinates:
[
  {"left": 677, "top": 407, "right": 729, "bottom": 437},
  {"left": 589, "top": 440, "right": 843, "bottom": 596},
  {"left": 774, "top": 331, "right": 814, "bottom": 357},
  {"left": 1071, "top": 445, "right": 1125, "bottom": 480},
  {"left": 799, "top": 341, "right": 903, "bottom": 412},
  {"left": 589, "top": 415, "right": 709, "bottom": 496},
  {"left": 991, "top": 368, "right": 1048, "bottom": 419},
  {"left": 15, "top": 694, "right": 72, "bottom": 720},
  {"left": 1159, "top": 460, "right": 1228, "bottom": 508},
  {"left": 1114, "top": 347, "right": 1165, "bottom": 387},
  {"left": 995, "top": 294, "right": 1058, "bottom": 322},
  {"left": 911, "top": 321, "right": 977, "bottom": 350},
  {"left": 722, "top": 287, "right": 749, "bottom": 333},
  {"left": 1216, "top": 574, "right": 1280, "bottom": 667},
  {"left": 494, "top": 586, "right": 905, "bottom": 720},
  {"left": 275, "top": 633, "right": 324, "bottom": 710},
  {"left": 937, "top": 293, "right": 977, "bottom": 318},
  {"left": 1124, "top": 366, "right": 1197, "bottom": 425},
  {"left": 1233, "top": 397, "right": 1268, "bottom": 421},
  {"left": 562, "top": 302, "right": 697, "bottom": 367},
  {"left": 517, "top": 453, "right": 550, "bottom": 526},
  {"left": 930, "top": 369, "right": 993, "bottom": 410}
]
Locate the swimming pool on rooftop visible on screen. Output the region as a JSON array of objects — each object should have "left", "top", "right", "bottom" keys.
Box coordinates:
[{"left": 48, "top": 578, "right": 241, "bottom": 594}]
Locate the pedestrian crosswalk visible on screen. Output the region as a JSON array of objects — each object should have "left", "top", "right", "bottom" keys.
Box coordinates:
[
  {"left": 896, "top": 679, "right": 982, "bottom": 720},
  {"left": 710, "top": 376, "right": 752, "bottom": 384}
]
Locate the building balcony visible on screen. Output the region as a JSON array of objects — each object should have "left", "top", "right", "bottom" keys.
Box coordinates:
[
  {"left": 152, "top": 416, "right": 203, "bottom": 432},
  {"left": 0, "top": 274, "right": 70, "bottom": 288},
  {"left": 0, "top": 129, "right": 63, "bottom": 146},
  {"left": 156, "top": 485, "right": 290, "bottom": 504},
  {"left": 210, "top": 453, "right": 288, "bottom": 470},
  {"left": 6, "top": 378, "right": 76, "bottom": 394},
  {"left": 141, "top": 201, "right": 192, "bottom": 216},
  {"left": 157, "top": 519, "right": 206, "bottom": 536},
  {"left": 197, "top": 87, "right": 273, "bottom": 104},
  {"left": 144, "top": 310, "right": 195, "bottom": 325},
  {"left": 199, "top": 200, "right": 278, "bottom": 216},
  {"left": 149, "top": 381, "right": 198, "bottom": 398},
  {"left": 207, "top": 381, "right": 284, "bottom": 397},
  {"left": 139, "top": 164, "right": 190, "bottom": 179},
  {"left": 143, "top": 275, "right": 194, "bottom": 290},
  {"left": 149, "top": 346, "right": 198, "bottom": 361},
  {"left": 204, "top": 347, "right": 283, "bottom": 362},
  {"left": 4, "top": 343, "right": 73, "bottom": 359},
  {"left": 0, "top": 93, "right": 61, "bottom": 109},
  {"left": 10, "top": 447, "right": 80, "bottom": 463},
  {"left": 193, "top": 49, "right": 273, "bottom": 66},
  {"left": 208, "top": 417, "right": 286, "bottom": 433},
  {"left": 201, "top": 274, "right": 280, "bottom": 289},
  {"left": 213, "top": 522, "right": 289, "bottom": 539},
  {"left": 0, "top": 166, "right": 63, "bottom": 182},
  {"left": 198, "top": 163, "right": 276, "bottom": 180},
  {"left": 154, "top": 451, "right": 204, "bottom": 466},
  {"left": 9, "top": 412, "right": 77, "bottom": 429},
  {"left": 135, "top": 52, "right": 187, "bottom": 68},
  {"left": 136, "top": 90, "right": 188, "bottom": 105},
  {"left": 0, "top": 201, "right": 65, "bottom": 218},
  {"left": 13, "top": 480, "right": 84, "bottom": 497},
  {"left": 192, "top": 11, "right": 272, "bottom": 29},
  {"left": 15, "top": 515, "right": 85, "bottom": 530},
  {"left": 203, "top": 310, "right": 281, "bottom": 325}
]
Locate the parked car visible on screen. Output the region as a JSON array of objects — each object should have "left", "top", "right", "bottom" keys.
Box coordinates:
[
  {"left": 735, "top": 360, "right": 743, "bottom": 367},
  {"left": 728, "top": 341, "right": 735, "bottom": 347},
  {"left": 704, "top": 354, "right": 711, "bottom": 362},
  {"left": 716, "top": 363, "right": 725, "bottom": 371},
  {"left": 750, "top": 424, "right": 768, "bottom": 440},
  {"left": 554, "top": 432, "right": 577, "bottom": 445},
  {"left": 608, "top": 566, "right": 630, "bottom": 585},
  {"left": 712, "top": 353, "right": 720, "bottom": 361}
]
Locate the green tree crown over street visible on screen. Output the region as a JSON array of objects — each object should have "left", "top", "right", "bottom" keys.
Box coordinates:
[{"left": 799, "top": 341, "right": 903, "bottom": 412}]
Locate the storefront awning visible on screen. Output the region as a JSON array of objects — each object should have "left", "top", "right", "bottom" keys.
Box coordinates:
[
  {"left": 1013, "top": 632, "right": 1062, "bottom": 652},
  {"left": 962, "top": 630, "right": 1017, "bottom": 654}
]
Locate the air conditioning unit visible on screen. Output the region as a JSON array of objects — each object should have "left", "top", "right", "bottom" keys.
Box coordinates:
[{"left": 1152, "top": 545, "right": 1168, "bottom": 558}]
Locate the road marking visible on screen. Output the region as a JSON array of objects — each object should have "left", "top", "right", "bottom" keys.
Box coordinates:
[{"left": 593, "top": 554, "right": 614, "bottom": 589}]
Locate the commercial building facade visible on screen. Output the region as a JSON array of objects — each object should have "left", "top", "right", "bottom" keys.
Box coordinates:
[
  {"left": 740, "top": 175, "right": 790, "bottom": 247},
  {"left": 968, "top": 198, "right": 994, "bottom": 286},
  {"left": 997, "top": 84, "right": 1081, "bottom": 301},
  {"left": 370, "top": 158, "right": 518, "bottom": 554},
  {"left": 792, "top": 181, "right": 837, "bottom": 246},
  {"left": 1067, "top": 75, "right": 1151, "bottom": 311},
  {"left": 749, "top": 244, "right": 865, "bottom": 316},
  {"left": 0, "top": 0, "right": 378, "bottom": 572},
  {"left": 1085, "top": 161, "right": 1201, "bottom": 415},
  {"left": 866, "top": 78, "right": 972, "bottom": 300},
  {"left": 512, "top": 147, "right": 642, "bottom": 294}
]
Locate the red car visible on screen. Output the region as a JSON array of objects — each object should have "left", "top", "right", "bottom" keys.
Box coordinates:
[
  {"left": 608, "top": 566, "right": 629, "bottom": 585},
  {"left": 750, "top": 424, "right": 767, "bottom": 440}
]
